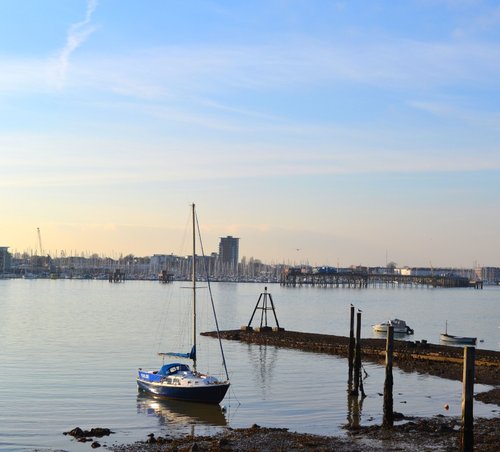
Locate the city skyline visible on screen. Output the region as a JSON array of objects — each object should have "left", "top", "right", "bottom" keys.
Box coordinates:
[{"left": 1, "top": 1, "right": 499, "bottom": 268}]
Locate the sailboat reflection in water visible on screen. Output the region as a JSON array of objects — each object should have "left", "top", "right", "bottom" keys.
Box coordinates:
[
  {"left": 137, "top": 393, "right": 227, "bottom": 427},
  {"left": 137, "top": 204, "right": 230, "bottom": 404}
]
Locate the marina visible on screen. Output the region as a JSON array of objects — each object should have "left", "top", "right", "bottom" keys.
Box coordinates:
[
  {"left": 2, "top": 0, "right": 499, "bottom": 449},
  {"left": 0, "top": 279, "right": 498, "bottom": 450}
]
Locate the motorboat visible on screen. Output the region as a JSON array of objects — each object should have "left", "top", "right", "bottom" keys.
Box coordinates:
[{"left": 372, "top": 318, "right": 414, "bottom": 335}]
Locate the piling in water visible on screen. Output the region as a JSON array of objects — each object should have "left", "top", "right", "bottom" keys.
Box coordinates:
[
  {"left": 461, "top": 346, "right": 475, "bottom": 452},
  {"left": 352, "top": 311, "right": 362, "bottom": 396},
  {"left": 348, "top": 305, "right": 355, "bottom": 387},
  {"left": 383, "top": 325, "right": 394, "bottom": 427}
]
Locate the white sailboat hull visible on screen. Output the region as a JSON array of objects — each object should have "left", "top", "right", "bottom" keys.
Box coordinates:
[{"left": 440, "top": 333, "right": 476, "bottom": 345}]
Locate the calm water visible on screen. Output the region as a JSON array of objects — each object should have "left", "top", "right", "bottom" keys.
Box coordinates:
[{"left": 0, "top": 279, "right": 498, "bottom": 451}]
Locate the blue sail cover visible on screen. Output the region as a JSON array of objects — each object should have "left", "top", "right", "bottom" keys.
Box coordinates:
[
  {"left": 157, "top": 363, "right": 191, "bottom": 376},
  {"left": 161, "top": 345, "right": 196, "bottom": 360}
]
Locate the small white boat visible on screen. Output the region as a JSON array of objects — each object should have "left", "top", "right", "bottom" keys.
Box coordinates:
[
  {"left": 372, "top": 318, "right": 414, "bottom": 335},
  {"left": 440, "top": 321, "right": 476, "bottom": 345},
  {"left": 440, "top": 333, "right": 477, "bottom": 345}
]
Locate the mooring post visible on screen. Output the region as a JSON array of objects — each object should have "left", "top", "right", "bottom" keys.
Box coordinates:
[
  {"left": 460, "top": 346, "right": 475, "bottom": 452},
  {"left": 352, "top": 310, "right": 362, "bottom": 395},
  {"left": 348, "top": 305, "right": 355, "bottom": 387},
  {"left": 383, "top": 325, "right": 394, "bottom": 427}
]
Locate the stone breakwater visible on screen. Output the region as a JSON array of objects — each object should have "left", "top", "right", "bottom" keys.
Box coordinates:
[{"left": 202, "top": 329, "right": 500, "bottom": 403}]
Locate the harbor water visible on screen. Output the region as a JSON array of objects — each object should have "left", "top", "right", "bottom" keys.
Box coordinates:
[{"left": 0, "top": 279, "right": 498, "bottom": 450}]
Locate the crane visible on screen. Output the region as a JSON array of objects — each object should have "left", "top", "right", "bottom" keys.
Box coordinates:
[{"left": 37, "top": 227, "right": 44, "bottom": 256}]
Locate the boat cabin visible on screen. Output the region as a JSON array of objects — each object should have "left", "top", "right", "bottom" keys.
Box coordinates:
[{"left": 158, "top": 363, "right": 191, "bottom": 376}]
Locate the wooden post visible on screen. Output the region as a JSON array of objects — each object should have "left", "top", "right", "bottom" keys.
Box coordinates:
[
  {"left": 352, "top": 311, "right": 362, "bottom": 395},
  {"left": 348, "top": 305, "right": 355, "bottom": 387},
  {"left": 383, "top": 325, "right": 394, "bottom": 427},
  {"left": 460, "top": 346, "right": 475, "bottom": 452}
]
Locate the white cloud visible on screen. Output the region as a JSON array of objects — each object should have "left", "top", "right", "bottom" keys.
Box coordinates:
[
  {"left": 410, "top": 100, "right": 500, "bottom": 130},
  {"left": 1, "top": 27, "right": 499, "bottom": 100},
  {"left": 54, "top": 0, "right": 98, "bottom": 88},
  {"left": 53, "top": 36, "right": 499, "bottom": 106}
]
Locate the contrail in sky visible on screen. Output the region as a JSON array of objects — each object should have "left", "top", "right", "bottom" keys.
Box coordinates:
[{"left": 56, "top": 0, "right": 98, "bottom": 87}]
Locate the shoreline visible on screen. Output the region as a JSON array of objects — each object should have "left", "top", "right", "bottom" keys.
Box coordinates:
[
  {"left": 106, "top": 417, "right": 499, "bottom": 451},
  {"left": 103, "top": 330, "right": 499, "bottom": 450}
]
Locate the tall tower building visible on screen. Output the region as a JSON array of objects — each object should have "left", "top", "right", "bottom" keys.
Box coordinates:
[
  {"left": 218, "top": 236, "right": 239, "bottom": 269},
  {"left": 0, "top": 246, "right": 12, "bottom": 273}
]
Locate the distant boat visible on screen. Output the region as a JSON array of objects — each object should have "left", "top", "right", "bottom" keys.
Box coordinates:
[
  {"left": 440, "top": 321, "right": 476, "bottom": 345},
  {"left": 372, "top": 318, "right": 414, "bottom": 335},
  {"left": 440, "top": 333, "right": 477, "bottom": 345},
  {"left": 136, "top": 204, "right": 230, "bottom": 404}
]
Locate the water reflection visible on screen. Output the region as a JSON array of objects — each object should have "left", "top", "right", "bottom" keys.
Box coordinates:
[
  {"left": 346, "top": 394, "right": 365, "bottom": 430},
  {"left": 246, "top": 343, "right": 278, "bottom": 400},
  {"left": 136, "top": 393, "right": 227, "bottom": 427}
]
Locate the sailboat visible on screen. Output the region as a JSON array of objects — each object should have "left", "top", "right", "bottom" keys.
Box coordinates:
[
  {"left": 137, "top": 204, "right": 230, "bottom": 404},
  {"left": 440, "top": 320, "right": 476, "bottom": 345}
]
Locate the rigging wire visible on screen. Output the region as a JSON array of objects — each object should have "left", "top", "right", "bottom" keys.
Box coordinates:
[
  {"left": 153, "top": 208, "right": 193, "bottom": 358},
  {"left": 194, "top": 208, "right": 230, "bottom": 382}
]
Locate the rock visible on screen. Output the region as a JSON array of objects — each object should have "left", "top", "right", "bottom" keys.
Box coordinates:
[
  {"left": 63, "top": 426, "right": 114, "bottom": 442},
  {"left": 77, "top": 437, "right": 92, "bottom": 443},
  {"left": 91, "top": 441, "right": 101, "bottom": 448},
  {"left": 89, "top": 428, "right": 113, "bottom": 437},
  {"left": 64, "top": 427, "right": 84, "bottom": 438}
]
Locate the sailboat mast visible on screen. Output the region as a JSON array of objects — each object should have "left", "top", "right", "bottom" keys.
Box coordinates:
[{"left": 192, "top": 203, "right": 197, "bottom": 372}]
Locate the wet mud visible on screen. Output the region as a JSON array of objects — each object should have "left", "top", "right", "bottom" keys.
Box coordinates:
[{"left": 109, "top": 417, "right": 499, "bottom": 451}]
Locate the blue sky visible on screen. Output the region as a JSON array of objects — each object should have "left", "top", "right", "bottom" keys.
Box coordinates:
[{"left": 1, "top": 0, "right": 499, "bottom": 267}]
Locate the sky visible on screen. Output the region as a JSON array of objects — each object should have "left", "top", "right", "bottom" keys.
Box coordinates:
[{"left": 1, "top": 0, "right": 499, "bottom": 268}]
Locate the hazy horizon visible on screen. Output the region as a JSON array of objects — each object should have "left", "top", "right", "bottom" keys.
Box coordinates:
[{"left": 1, "top": 1, "right": 499, "bottom": 268}]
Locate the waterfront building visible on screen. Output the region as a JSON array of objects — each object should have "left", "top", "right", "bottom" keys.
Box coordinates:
[
  {"left": 0, "top": 246, "right": 12, "bottom": 273},
  {"left": 477, "top": 266, "right": 500, "bottom": 284},
  {"left": 218, "top": 236, "right": 239, "bottom": 274}
]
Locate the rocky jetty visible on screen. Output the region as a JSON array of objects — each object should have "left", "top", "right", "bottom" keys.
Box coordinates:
[{"left": 202, "top": 329, "right": 500, "bottom": 402}]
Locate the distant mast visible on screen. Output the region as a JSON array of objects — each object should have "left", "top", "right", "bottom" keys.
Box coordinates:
[{"left": 37, "top": 227, "right": 43, "bottom": 256}]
